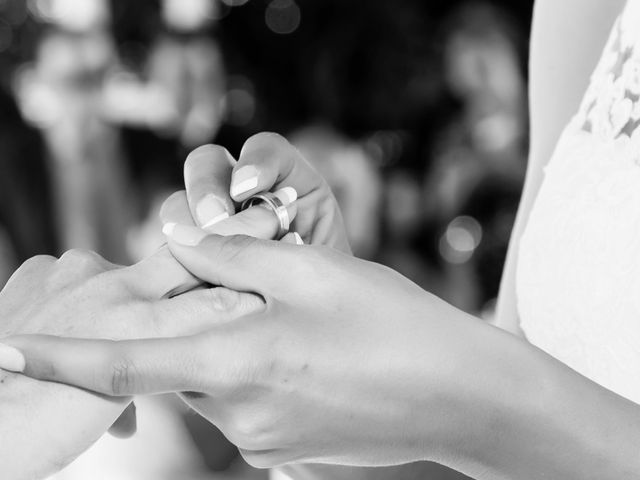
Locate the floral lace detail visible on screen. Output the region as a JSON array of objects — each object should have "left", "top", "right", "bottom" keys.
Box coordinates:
[
  {"left": 577, "top": 7, "right": 640, "bottom": 155},
  {"left": 517, "top": 1, "right": 640, "bottom": 405}
]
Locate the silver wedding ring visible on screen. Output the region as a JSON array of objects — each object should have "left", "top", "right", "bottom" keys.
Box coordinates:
[{"left": 241, "top": 192, "right": 290, "bottom": 239}]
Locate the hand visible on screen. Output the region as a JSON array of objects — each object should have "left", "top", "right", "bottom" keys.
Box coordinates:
[
  {"left": 169, "top": 133, "right": 350, "bottom": 253},
  {"left": 4, "top": 229, "right": 477, "bottom": 469},
  {"left": 0, "top": 190, "right": 298, "bottom": 479},
  {"left": 174, "top": 138, "right": 445, "bottom": 480},
  {"left": 0, "top": 248, "right": 201, "bottom": 478}
]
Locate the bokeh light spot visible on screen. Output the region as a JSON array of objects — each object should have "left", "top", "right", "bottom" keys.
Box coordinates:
[
  {"left": 440, "top": 215, "right": 483, "bottom": 264},
  {"left": 28, "top": 0, "right": 109, "bottom": 31},
  {"left": 265, "top": 0, "right": 301, "bottom": 35},
  {"left": 225, "top": 75, "right": 256, "bottom": 126}
]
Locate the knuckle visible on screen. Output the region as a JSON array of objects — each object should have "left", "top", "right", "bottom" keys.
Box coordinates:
[
  {"left": 205, "top": 287, "right": 241, "bottom": 312},
  {"left": 241, "top": 132, "right": 293, "bottom": 161},
  {"left": 233, "top": 415, "right": 261, "bottom": 441},
  {"left": 84, "top": 268, "right": 133, "bottom": 301},
  {"left": 231, "top": 411, "right": 277, "bottom": 449},
  {"left": 20, "top": 254, "right": 56, "bottom": 272},
  {"left": 217, "top": 234, "right": 260, "bottom": 267},
  {"left": 58, "top": 249, "right": 107, "bottom": 274},
  {"left": 185, "top": 144, "right": 231, "bottom": 171},
  {"left": 107, "top": 355, "right": 138, "bottom": 396},
  {"left": 246, "top": 131, "right": 286, "bottom": 148}
]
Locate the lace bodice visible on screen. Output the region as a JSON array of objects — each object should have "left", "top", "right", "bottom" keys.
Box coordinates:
[{"left": 517, "top": 0, "right": 640, "bottom": 403}]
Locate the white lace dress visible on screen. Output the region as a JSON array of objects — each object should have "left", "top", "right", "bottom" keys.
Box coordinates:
[{"left": 517, "top": 0, "right": 640, "bottom": 403}]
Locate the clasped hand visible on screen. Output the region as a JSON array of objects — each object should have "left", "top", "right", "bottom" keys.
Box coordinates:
[{"left": 1, "top": 133, "right": 470, "bottom": 471}]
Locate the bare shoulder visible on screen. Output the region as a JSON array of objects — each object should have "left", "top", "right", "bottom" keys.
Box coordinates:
[{"left": 494, "top": 0, "right": 626, "bottom": 333}]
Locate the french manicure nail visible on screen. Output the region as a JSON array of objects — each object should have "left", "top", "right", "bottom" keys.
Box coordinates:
[
  {"left": 196, "top": 194, "right": 229, "bottom": 228},
  {"left": 274, "top": 186, "right": 298, "bottom": 206},
  {"left": 163, "top": 223, "right": 208, "bottom": 247},
  {"left": 293, "top": 232, "right": 304, "bottom": 245},
  {"left": 230, "top": 166, "right": 259, "bottom": 198},
  {"left": 162, "top": 222, "right": 176, "bottom": 236},
  {"left": 0, "top": 343, "right": 25, "bottom": 373}
]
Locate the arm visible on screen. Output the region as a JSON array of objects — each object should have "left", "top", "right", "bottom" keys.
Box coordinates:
[
  {"left": 0, "top": 186, "right": 292, "bottom": 479},
  {"left": 10, "top": 231, "right": 640, "bottom": 479},
  {"left": 0, "top": 253, "right": 139, "bottom": 479},
  {"left": 494, "top": 0, "right": 625, "bottom": 333},
  {"left": 0, "top": 245, "right": 206, "bottom": 479},
  {"left": 438, "top": 315, "right": 640, "bottom": 479}
]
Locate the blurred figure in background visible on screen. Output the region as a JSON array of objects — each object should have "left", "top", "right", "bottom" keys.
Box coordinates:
[
  {"left": 14, "top": 0, "right": 132, "bottom": 264},
  {"left": 115, "top": 0, "right": 227, "bottom": 262},
  {"left": 0, "top": 0, "right": 532, "bottom": 479},
  {"left": 153, "top": 0, "right": 226, "bottom": 150},
  {"left": 423, "top": 1, "right": 527, "bottom": 316},
  {"left": 0, "top": 90, "right": 55, "bottom": 286},
  {"left": 12, "top": 1, "right": 239, "bottom": 479}
]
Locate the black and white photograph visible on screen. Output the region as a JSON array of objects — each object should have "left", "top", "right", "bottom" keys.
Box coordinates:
[{"left": 0, "top": 0, "right": 638, "bottom": 479}]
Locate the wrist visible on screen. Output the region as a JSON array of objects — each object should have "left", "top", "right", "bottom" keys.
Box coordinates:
[
  {"left": 392, "top": 297, "right": 496, "bottom": 465},
  {"left": 430, "top": 319, "right": 640, "bottom": 479}
]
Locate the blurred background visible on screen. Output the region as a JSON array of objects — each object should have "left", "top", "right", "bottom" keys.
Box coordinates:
[{"left": 0, "top": 0, "right": 532, "bottom": 478}]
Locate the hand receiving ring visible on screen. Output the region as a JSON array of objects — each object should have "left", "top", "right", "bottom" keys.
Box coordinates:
[{"left": 241, "top": 189, "right": 295, "bottom": 239}]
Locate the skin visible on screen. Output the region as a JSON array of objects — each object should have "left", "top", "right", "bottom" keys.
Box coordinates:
[
  {"left": 4, "top": 1, "right": 640, "bottom": 478},
  {"left": 8, "top": 223, "right": 640, "bottom": 479},
  {"left": 0, "top": 249, "right": 204, "bottom": 479},
  {"left": 8, "top": 130, "right": 640, "bottom": 479},
  {"left": 0, "top": 179, "right": 296, "bottom": 480}
]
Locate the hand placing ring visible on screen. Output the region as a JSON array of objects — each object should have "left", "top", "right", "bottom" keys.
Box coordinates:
[{"left": 241, "top": 188, "right": 296, "bottom": 239}]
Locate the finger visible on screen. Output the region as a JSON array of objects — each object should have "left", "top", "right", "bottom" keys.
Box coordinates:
[
  {"left": 161, "top": 188, "right": 297, "bottom": 238},
  {"left": 125, "top": 188, "right": 297, "bottom": 299},
  {"left": 5, "top": 335, "right": 208, "bottom": 396},
  {"left": 201, "top": 186, "right": 297, "bottom": 237},
  {"left": 4, "top": 325, "right": 264, "bottom": 397},
  {"left": 152, "top": 287, "right": 265, "bottom": 337},
  {"left": 230, "top": 132, "right": 322, "bottom": 202},
  {"left": 184, "top": 145, "right": 237, "bottom": 228},
  {"left": 164, "top": 229, "right": 295, "bottom": 295},
  {"left": 160, "top": 190, "right": 196, "bottom": 226},
  {"left": 281, "top": 232, "right": 304, "bottom": 245},
  {"left": 123, "top": 246, "right": 199, "bottom": 299},
  {"left": 108, "top": 402, "right": 137, "bottom": 438}
]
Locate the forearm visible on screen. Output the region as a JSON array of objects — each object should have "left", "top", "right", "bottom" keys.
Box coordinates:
[
  {"left": 0, "top": 370, "right": 127, "bottom": 479},
  {"left": 434, "top": 317, "right": 640, "bottom": 479}
]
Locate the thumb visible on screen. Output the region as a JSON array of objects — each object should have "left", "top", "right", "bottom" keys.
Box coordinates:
[{"left": 163, "top": 225, "right": 295, "bottom": 296}]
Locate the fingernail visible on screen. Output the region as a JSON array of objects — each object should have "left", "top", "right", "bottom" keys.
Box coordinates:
[
  {"left": 163, "top": 223, "right": 208, "bottom": 247},
  {"left": 162, "top": 222, "right": 176, "bottom": 236},
  {"left": 230, "top": 166, "right": 259, "bottom": 198},
  {"left": 274, "top": 186, "right": 298, "bottom": 206},
  {"left": 0, "top": 343, "right": 25, "bottom": 373},
  {"left": 196, "top": 194, "right": 229, "bottom": 228},
  {"left": 293, "top": 232, "right": 303, "bottom": 245}
]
